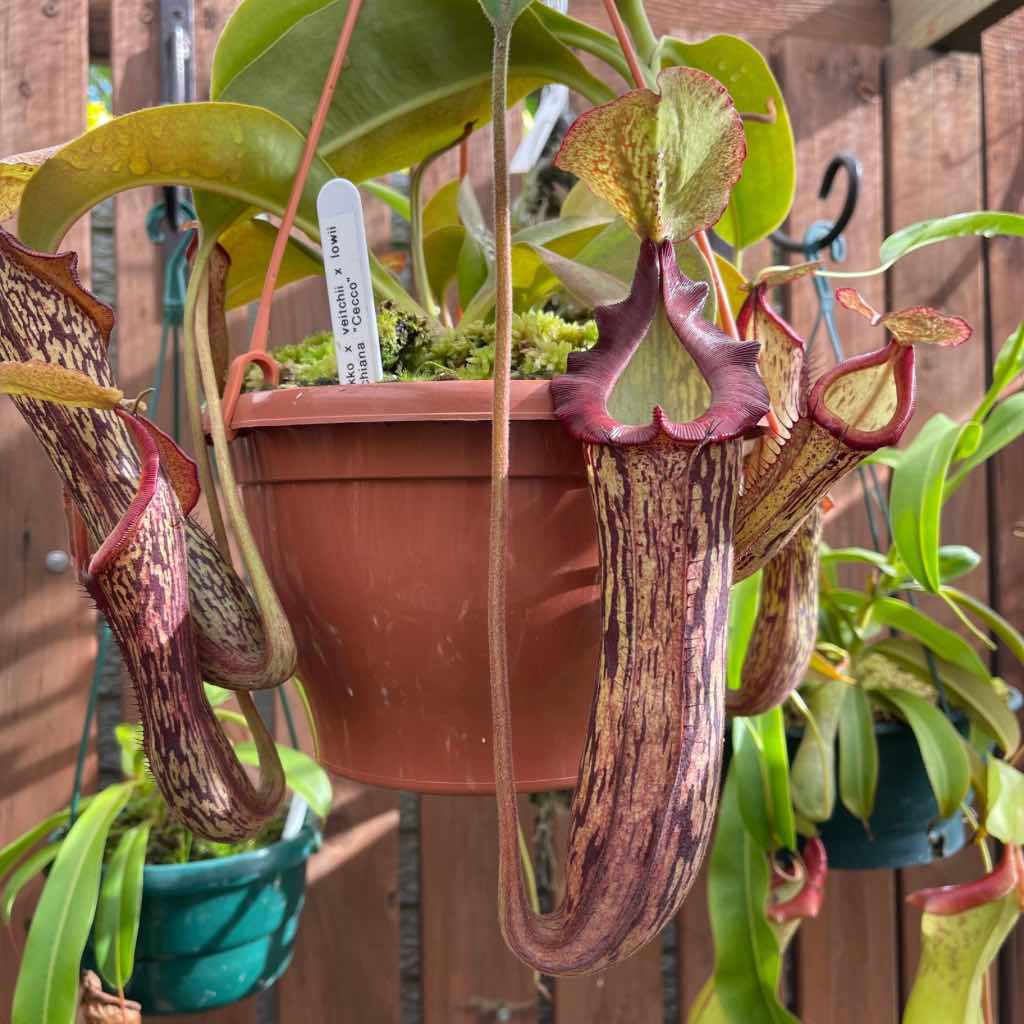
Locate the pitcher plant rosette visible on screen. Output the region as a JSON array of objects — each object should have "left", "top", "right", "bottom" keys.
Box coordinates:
[{"left": 0, "top": 5, "right": 986, "bottom": 987}]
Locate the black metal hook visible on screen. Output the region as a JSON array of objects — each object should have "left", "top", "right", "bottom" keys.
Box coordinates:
[{"left": 769, "top": 153, "right": 862, "bottom": 255}]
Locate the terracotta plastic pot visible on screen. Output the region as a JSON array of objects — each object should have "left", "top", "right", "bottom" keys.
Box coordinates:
[{"left": 230, "top": 381, "right": 599, "bottom": 793}]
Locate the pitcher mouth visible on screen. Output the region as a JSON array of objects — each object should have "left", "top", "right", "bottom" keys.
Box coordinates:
[
  {"left": 551, "top": 239, "right": 769, "bottom": 447},
  {"left": 807, "top": 340, "right": 915, "bottom": 451}
]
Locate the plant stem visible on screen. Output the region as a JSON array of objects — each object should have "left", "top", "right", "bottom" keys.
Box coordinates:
[{"left": 614, "top": 0, "right": 659, "bottom": 66}]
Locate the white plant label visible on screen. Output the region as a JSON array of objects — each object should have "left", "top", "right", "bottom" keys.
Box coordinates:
[{"left": 317, "top": 178, "right": 383, "bottom": 384}]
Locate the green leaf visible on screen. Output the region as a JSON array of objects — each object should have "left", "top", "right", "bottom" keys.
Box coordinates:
[
  {"left": 708, "top": 772, "right": 799, "bottom": 1024},
  {"left": 556, "top": 66, "right": 745, "bottom": 243},
  {"left": 946, "top": 393, "right": 1024, "bottom": 499},
  {"left": 424, "top": 225, "right": 468, "bottom": 304},
  {"left": 986, "top": 759, "right": 1024, "bottom": 844},
  {"left": 728, "top": 571, "right": 763, "bottom": 691},
  {"left": 837, "top": 685, "right": 878, "bottom": 827},
  {"left": 869, "top": 597, "right": 990, "bottom": 681},
  {"left": 203, "top": 682, "right": 234, "bottom": 707},
  {"left": 889, "top": 413, "right": 965, "bottom": 592},
  {"left": 234, "top": 742, "right": 332, "bottom": 819},
  {"left": 874, "top": 688, "right": 970, "bottom": 818},
  {"left": 819, "top": 547, "right": 896, "bottom": 574},
  {"left": 114, "top": 723, "right": 145, "bottom": 779},
  {"left": 457, "top": 233, "right": 489, "bottom": 310},
  {"left": 218, "top": 219, "right": 326, "bottom": 310},
  {"left": 870, "top": 637, "right": 1019, "bottom": 756},
  {"left": 990, "top": 320, "right": 1024, "bottom": 394},
  {"left": 657, "top": 35, "right": 795, "bottom": 249},
  {"left": 790, "top": 679, "right": 847, "bottom": 822},
  {"left": 361, "top": 179, "right": 411, "bottom": 221},
  {"left": 864, "top": 446, "right": 903, "bottom": 469},
  {"left": 904, "top": 892, "right": 1020, "bottom": 1024},
  {"left": 758, "top": 707, "right": 796, "bottom": 852},
  {"left": 732, "top": 719, "right": 774, "bottom": 851},
  {"left": 0, "top": 805, "right": 87, "bottom": 883},
  {"left": 12, "top": 782, "right": 134, "bottom": 1024},
  {"left": 880, "top": 211, "right": 1024, "bottom": 267},
  {"left": 2, "top": 843, "right": 61, "bottom": 924},
  {"left": 530, "top": 4, "right": 633, "bottom": 87},
  {"left": 212, "top": 0, "right": 612, "bottom": 185},
  {"left": 942, "top": 586, "right": 1024, "bottom": 666},
  {"left": 422, "top": 179, "right": 462, "bottom": 235},
  {"left": 936, "top": 546, "right": 982, "bottom": 583},
  {"left": 93, "top": 822, "right": 150, "bottom": 992}
]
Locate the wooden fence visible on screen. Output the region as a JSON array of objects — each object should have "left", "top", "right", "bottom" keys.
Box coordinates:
[{"left": 1, "top": 2, "right": 1023, "bottom": 1021}]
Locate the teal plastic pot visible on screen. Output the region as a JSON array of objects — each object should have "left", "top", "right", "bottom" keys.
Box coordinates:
[{"left": 91, "top": 823, "right": 319, "bottom": 1015}]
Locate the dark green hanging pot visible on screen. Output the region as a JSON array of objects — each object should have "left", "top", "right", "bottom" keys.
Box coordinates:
[{"left": 88, "top": 823, "right": 319, "bottom": 1015}]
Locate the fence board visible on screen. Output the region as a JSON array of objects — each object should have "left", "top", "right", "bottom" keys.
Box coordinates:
[
  {"left": 981, "top": 12, "right": 1024, "bottom": 1023},
  {"left": 884, "top": 45, "right": 990, "bottom": 1007},
  {"left": 420, "top": 795, "right": 540, "bottom": 1024},
  {"left": 676, "top": 866, "right": 715, "bottom": 1021},
  {"left": 0, "top": 0, "right": 95, "bottom": 1015}
]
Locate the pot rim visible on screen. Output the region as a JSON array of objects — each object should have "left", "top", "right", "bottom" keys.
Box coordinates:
[
  {"left": 232, "top": 379, "right": 557, "bottom": 429},
  {"left": 140, "top": 822, "right": 320, "bottom": 891}
]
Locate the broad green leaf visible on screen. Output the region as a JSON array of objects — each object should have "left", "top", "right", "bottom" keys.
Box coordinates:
[
  {"left": 874, "top": 688, "right": 970, "bottom": 818},
  {"left": 94, "top": 822, "right": 150, "bottom": 992},
  {"left": 235, "top": 742, "right": 332, "bottom": 819},
  {"left": 457, "top": 233, "right": 489, "bottom": 310},
  {"left": 526, "top": 244, "right": 627, "bottom": 308},
  {"left": 560, "top": 179, "right": 618, "bottom": 221},
  {"left": 728, "top": 570, "right": 763, "bottom": 691},
  {"left": 687, "top": 976, "right": 730, "bottom": 1024},
  {"left": 556, "top": 66, "right": 745, "bottom": 242},
  {"left": 790, "top": 679, "right": 847, "bottom": 822},
  {"left": 212, "top": 0, "right": 612, "bottom": 185},
  {"left": 758, "top": 707, "right": 796, "bottom": 852},
  {"left": 0, "top": 802, "right": 90, "bottom": 882},
  {"left": 869, "top": 597, "right": 990, "bottom": 681},
  {"left": 837, "top": 685, "right": 878, "bottom": 827},
  {"left": 708, "top": 772, "right": 799, "bottom": 1024},
  {"left": 904, "top": 891, "right": 1020, "bottom": 1024},
  {"left": 423, "top": 225, "right": 468, "bottom": 304},
  {"left": 219, "top": 219, "right": 325, "bottom": 310},
  {"left": 362, "top": 179, "right": 411, "bottom": 221},
  {"left": 12, "top": 782, "right": 134, "bottom": 1024},
  {"left": 18, "top": 103, "right": 330, "bottom": 253},
  {"left": 869, "top": 638, "right": 1019, "bottom": 755},
  {"left": 946, "top": 393, "right": 1024, "bottom": 499},
  {"left": 985, "top": 758, "right": 1024, "bottom": 844},
  {"left": 657, "top": 35, "right": 794, "bottom": 249},
  {"left": 715, "top": 254, "right": 748, "bottom": 320},
  {"left": 943, "top": 586, "right": 1024, "bottom": 666},
  {"left": 880, "top": 211, "right": 1024, "bottom": 267},
  {"left": 2, "top": 843, "right": 61, "bottom": 924},
  {"left": 889, "top": 413, "right": 965, "bottom": 592}
]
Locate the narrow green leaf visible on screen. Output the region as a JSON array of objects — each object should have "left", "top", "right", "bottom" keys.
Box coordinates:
[
  {"left": 361, "top": 179, "right": 411, "bottom": 221},
  {"left": 234, "top": 742, "right": 332, "bottom": 820},
  {"left": 457, "top": 233, "right": 490, "bottom": 310},
  {"left": 94, "top": 822, "right": 150, "bottom": 992},
  {"left": 2, "top": 843, "right": 61, "bottom": 924},
  {"left": 990, "top": 320, "right": 1024, "bottom": 395},
  {"left": 708, "top": 772, "right": 799, "bottom": 1024},
  {"left": 0, "top": 804, "right": 87, "bottom": 883},
  {"left": 936, "top": 546, "right": 982, "bottom": 583},
  {"left": 203, "top": 682, "right": 234, "bottom": 707},
  {"left": 728, "top": 570, "right": 763, "bottom": 691},
  {"left": 838, "top": 685, "right": 878, "bottom": 827},
  {"left": 869, "top": 597, "right": 990, "bottom": 681},
  {"left": 790, "top": 679, "right": 847, "bottom": 822},
  {"left": 758, "top": 707, "right": 796, "bottom": 851},
  {"left": 864, "top": 446, "right": 903, "bottom": 469},
  {"left": 422, "top": 179, "right": 462, "bottom": 235},
  {"left": 889, "top": 413, "right": 965, "bottom": 592},
  {"left": 12, "top": 782, "right": 134, "bottom": 1024},
  {"left": 114, "top": 722, "right": 145, "bottom": 779},
  {"left": 943, "top": 586, "right": 1024, "bottom": 666},
  {"left": 870, "top": 637, "right": 1020, "bottom": 756},
  {"left": 819, "top": 547, "right": 896, "bottom": 573},
  {"left": 880, "top": 211, "right": 1024, "bottom": 266},
  {"left": 985, "top": 759, "right": 1024, "bottom": 844},
  {"left": 946, "top": 393, "right": 1024, "bottom": 500},
  {"left": 874, "top": 688, "right": 970, "bottom": 818},
  {"left": 732, "top": 719, "right": 774, "bottom": 851}
]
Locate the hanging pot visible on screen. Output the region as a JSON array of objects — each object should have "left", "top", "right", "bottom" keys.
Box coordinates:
[
  {"left": 229, "top": 380, "right": 600, "bottom": 793},
  {"left": 87, "top": 823, "right": 319, "bottom": 1015}
]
